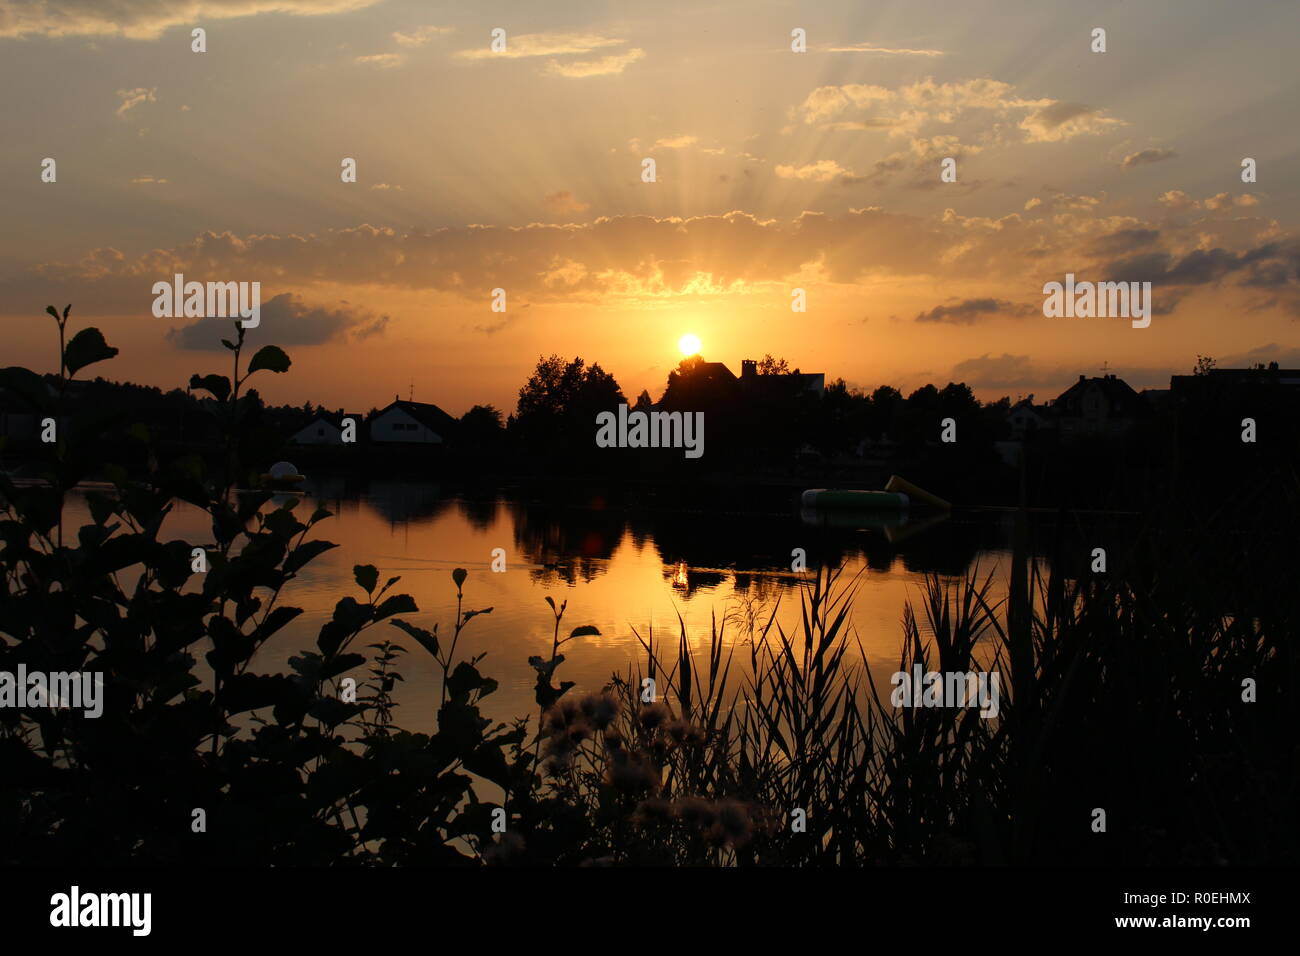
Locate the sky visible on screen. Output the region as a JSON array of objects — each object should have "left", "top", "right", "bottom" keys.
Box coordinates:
[{"left": 2, "top": 0, "right": 1298, "bottom": 415}]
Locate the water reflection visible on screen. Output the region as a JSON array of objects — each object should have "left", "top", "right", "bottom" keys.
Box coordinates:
[{"left": 58, "top": 476, "right": 1137, "bottom": 729}]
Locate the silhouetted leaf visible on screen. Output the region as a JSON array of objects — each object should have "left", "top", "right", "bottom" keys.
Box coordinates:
[
  {"left": 284, "top": 539, "right": 337, "bottom": 575},
  {"left": 390, "top": 619, "right": 439, "bottom": 659},
  {"left": 321, "top": 653, "right": 366, "bottom": 680},
  {"left": 374, "top": 594, "right": 418, "bottom": 621},
  {"left": 354, "top": 564, "right": 378, "bottom": 594},
  {"left": 248, "top": 345, "right": 290, "bottom": 374},
  {"left": 63, "top": 327, "right": 118, "bottom": 376},
  {"left": 189, "top": 373, "right": 231, "bottom": 402}
]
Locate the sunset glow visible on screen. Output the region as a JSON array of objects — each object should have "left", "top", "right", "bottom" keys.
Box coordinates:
[
  {"left": 678, "top": 333, "right": 702, "bottom": 357},
  {"left": 1, "top": 0, "right": 1295, "bottom": 415}
]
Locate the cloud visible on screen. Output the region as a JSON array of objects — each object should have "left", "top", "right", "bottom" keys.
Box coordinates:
[
  {"left": 354, "top": 53, "right": 403, "bottom": 69},
  {"left": 353, "top": 52, "right": 403, "bottom": 68},
  {"left": 165, "top": 293, "right": 389, "bottom": 350},
  {"left": 652, "top": 134, "right": 696, "bottom": 150},
  {"left": 950, "top": 353, "right": 1036, "bottom": 386},
  {"left": 775, "top": 160, "right": 852, "bottom": 183},
  {"left": 797, "top": 84, "right": 896, "bottom": 124},
  {"left": 5, "top": 206, "right": 1295, "bottom": 318},
  {"left": 456, "top": 33, "right": 623, "bottom": 60},
  {"left": 392, "top": 25, "right": 453, "bottom": 47},
  {"left": 1158, "top": 190, "right": 1259, "bottom": 212},
  {"left": 1222, "top": 343, "right": 1300, "bottom": 366},
  {"left": 0, "top": 0, "right": 381, "bottom": 40},
  {"left": 820, "top": 119, "right": 900, "bottom": 132},
  {"left": 795, "top": 77, "right": 1122, "bottom": 150},
  {"left": 1024, "top": 193, "right": 1102, "bottom": 213},
  {"left": 475, "top": 302, "right": 529, "bottom": 336},
  {"left": 915, "top": 298, "right": 1033, "bottom": 324},
  {"left": 1019, "top": 102, "right": 1123, "bottom": 143},
  {"left": 1086, "top": 228, "right": 1160, "bottom": 256},
  {"left": 1100, "top": 241, "right": 1297, "bottom": 289},
  {"left": 826, "top": 42, "right": 944, "bottom": 56},
  {"left": 1121, "top": 147, "right": 1177, "bottom": 169},
  {"left": 115, "top": 87, "right": 156, "bottom": 117},
  {"left": 543, "top": 191, "right": 590, "bottom": 215},
  {"left": 546, "top": 48, "right": 643, "bottom": 77}
]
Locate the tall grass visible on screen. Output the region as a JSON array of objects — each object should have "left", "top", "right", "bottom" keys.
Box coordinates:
[{"left": 522, "top": 482, "right": 1298, "bottom": 865}]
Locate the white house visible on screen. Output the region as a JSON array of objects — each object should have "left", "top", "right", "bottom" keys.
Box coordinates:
[
  {"left": 370, "top": 400, "right": 458, "bottom": 445},
  {"left": 290, "top": 412, "right": 352, "bottom": 445}
]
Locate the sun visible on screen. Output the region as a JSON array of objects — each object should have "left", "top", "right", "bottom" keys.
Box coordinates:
[{"left": 678, "top": 333, "right": 702, "bottom": 357}]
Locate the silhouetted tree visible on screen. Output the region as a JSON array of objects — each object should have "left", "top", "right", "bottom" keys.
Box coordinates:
[
  {"left": 513, "top": 355, "right": 625, "bottom": 456},
  {"left": 459, "top": 403, "right": 505, "bottom": 450},
  {"left": 756, "top": 354, "right": 790, "bottom": 376}
]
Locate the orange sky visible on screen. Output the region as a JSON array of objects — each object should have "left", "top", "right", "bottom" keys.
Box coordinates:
[{"left": 3, "top": 0, "right": 1298, "bottom": 414}]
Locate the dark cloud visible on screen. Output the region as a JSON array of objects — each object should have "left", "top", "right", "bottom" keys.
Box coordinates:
[
  {"left": 915, "top": 297, "right": 1032, "bottom": 323},
  {"left": 1101, "top": 241, "right": 1297, "bottom": 289},
  {"left": 1121, "top": 148, "right": 1177, "bottom": 169},
  {"left": 950, "top": 352, "right": 1034, "bottom": 385},
  {"left": 165, "top": 293, "right": 389, "bottom": 351},
  {"left": 1224, "top": 343, "right": 1300, "bottom": 366},
  {"left": 1087, "top": 228, "right": 1160, "bottom": 257},
  {"left": 474, "top": 302, "right": 529, "bottom": 336},
  {"left": 1164, "top": 246, "right": 1271, "bottom": 285},
  {"left": 1100, "top": 251, "right": 1174, "bottom": 284},
  {"left": 1030, "top": 102, "right": 1093, "bottom": 128},
  {"left": 1241, "top": 260, "right": 1296, "bottom": 287}
]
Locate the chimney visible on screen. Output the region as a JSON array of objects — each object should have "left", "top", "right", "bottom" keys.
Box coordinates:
[
  {"left": 741, "top": 359, "right": 757, "bottom": 379},
  {"left": 1079, "top": 374, "right": 1086, "bottom": 382}
]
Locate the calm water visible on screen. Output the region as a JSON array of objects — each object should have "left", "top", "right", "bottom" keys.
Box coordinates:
[{"left": 59, "top": 477, "right": 1096, "bottom": 726}]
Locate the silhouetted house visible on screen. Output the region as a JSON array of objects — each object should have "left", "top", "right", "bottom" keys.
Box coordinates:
[
  {"left": 739, "top": 359, "right": 825, "bottom": 397},
  {"left": 1139, "top": 388, "right": 1172, "bottom": 413},
  {"left": 695, "top": 361, "right": 740, "bottom": 387},
  {"left": 1006, "top": 396, "right": 1054, "bottom": 439},
  {"left": 1051, "top": 374, "right": 1144, "bottom": 438},
  {"left": 1170, "top": 364, "right": 1300, "bottom": 399},
  {"left": 290, "top": 410, "right": 360, "bottom": 445},
  {"left": 370, "top": 399, "right": 458, "bottom": 445},
  {"left": 1168, "top": 364, "right": 1300, "bottom": 437}
]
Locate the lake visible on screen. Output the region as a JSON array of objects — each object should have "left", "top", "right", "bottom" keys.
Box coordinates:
[{"left": 59, "top": 476, "right": 1128, "bottom": 727}]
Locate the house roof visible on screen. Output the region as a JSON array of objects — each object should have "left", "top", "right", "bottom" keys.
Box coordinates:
[
  {"left": 380, "top": 400, "right": 458, "bottom": 436},
  {"left": 299, "top": 411, "right": 356, "bottom": 429},
  {"left": 1008, "top": 399, "right": 1053, "bottom": 420},
  {"left": 1053, "top": 374, "right": 1143, "bottom": 416},
  {"left": 694, "top": 361, "right": 739, "bottom": 383}
]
